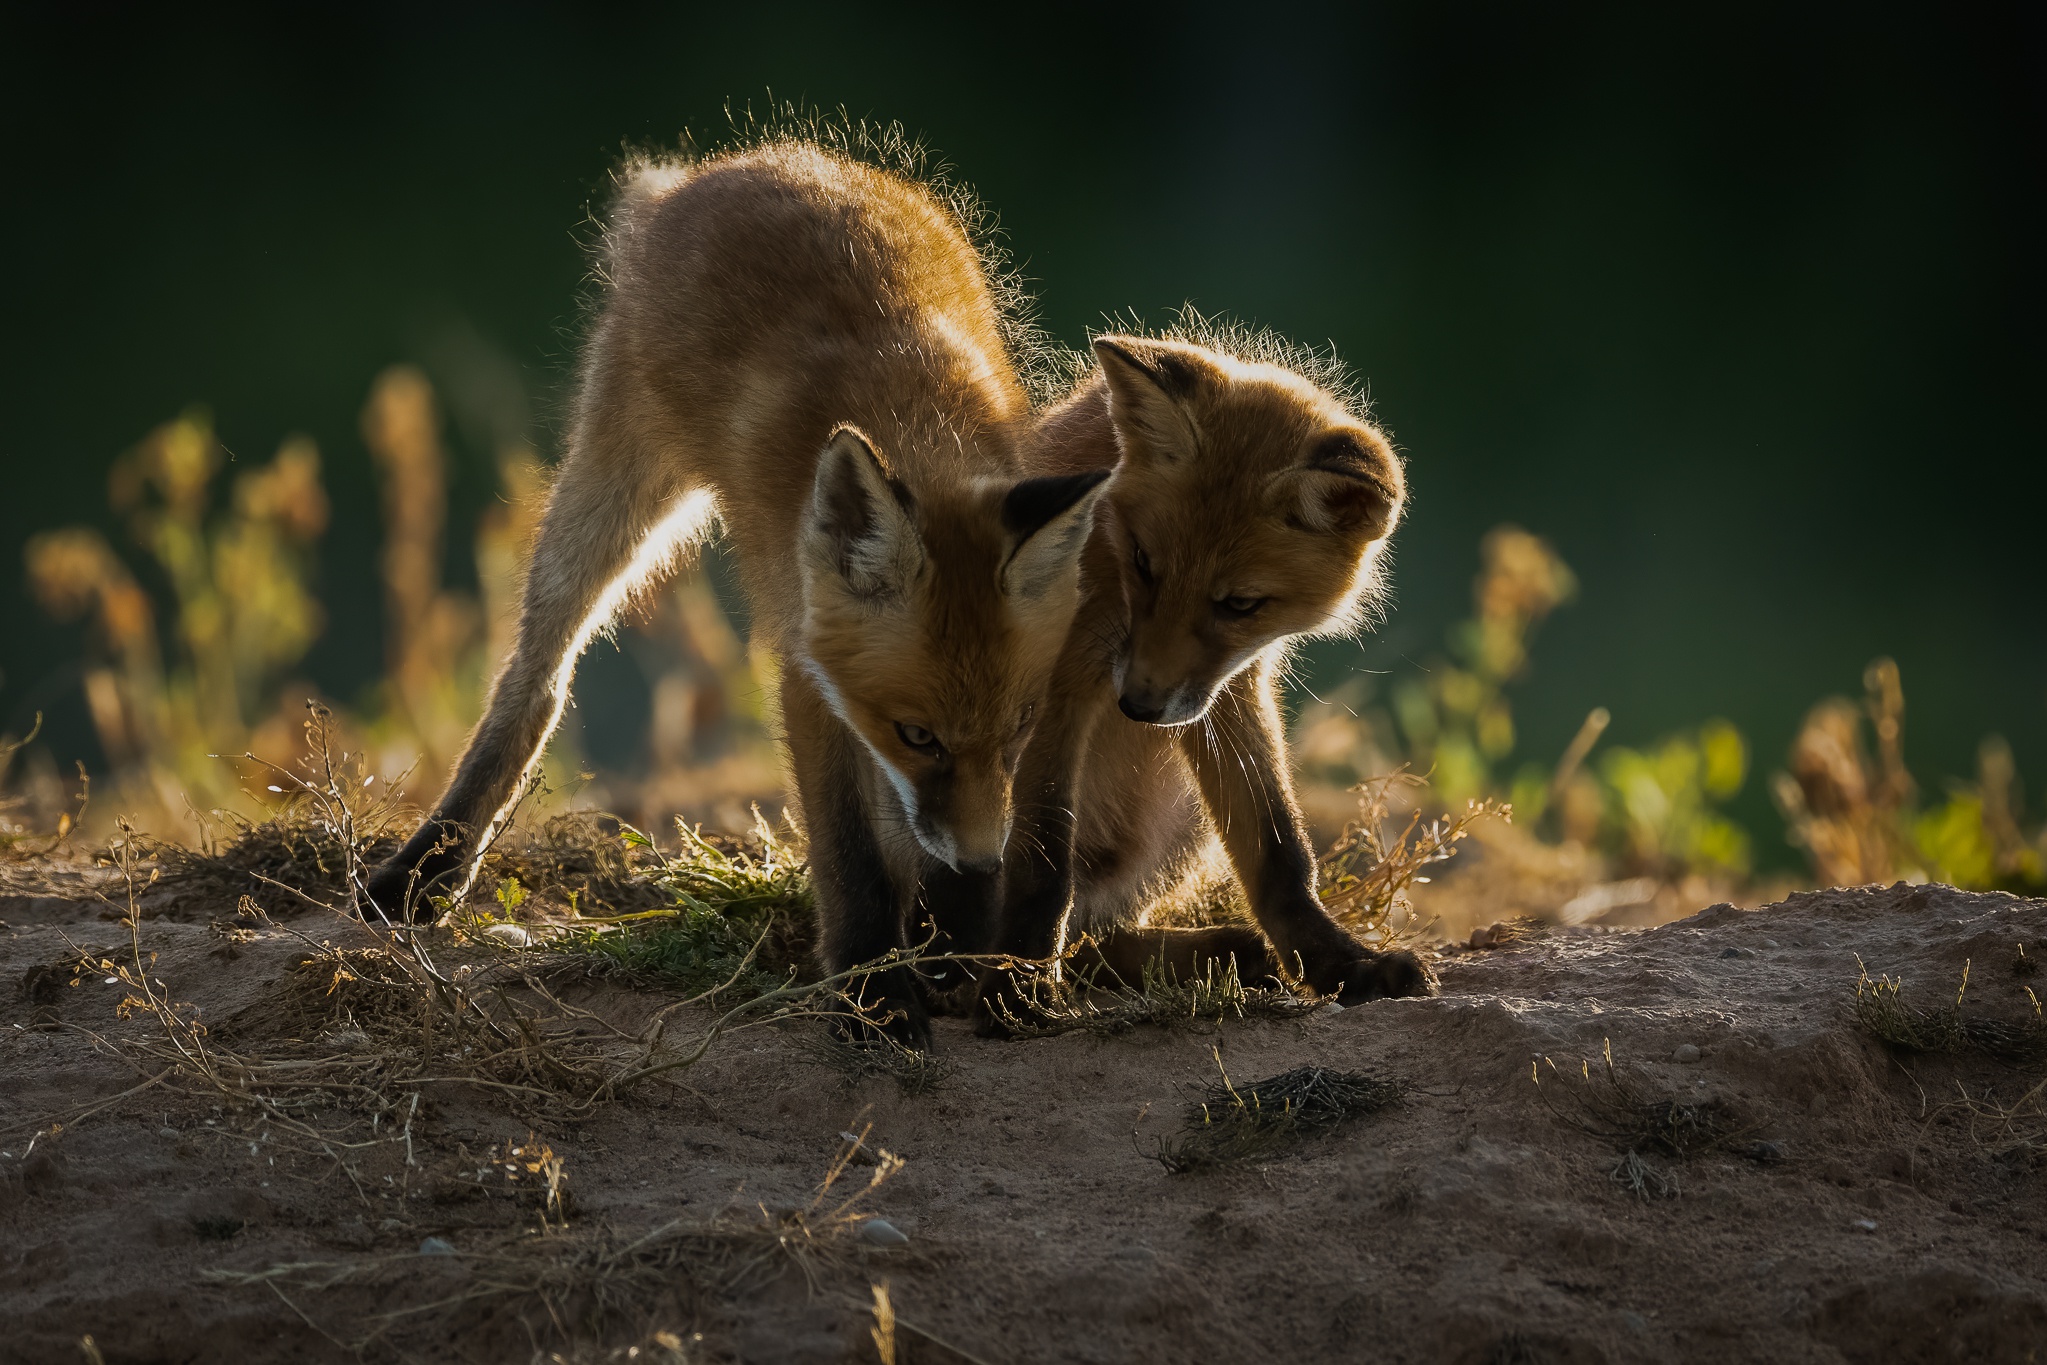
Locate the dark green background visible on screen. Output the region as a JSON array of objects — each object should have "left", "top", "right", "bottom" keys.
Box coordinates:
[{"left": 5, "top": 4, "right": 2041, "bottom": 861}]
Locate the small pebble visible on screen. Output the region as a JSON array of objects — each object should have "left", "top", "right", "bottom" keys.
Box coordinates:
[
  {"left": 859, "top": 1217, "right": 909, "bottom": 1248},
  {"left": 1761, "top": 939, "right": 1779, "bottom": 949},
  {"left": 1851, "top": 1218, "right": 1878, "bottom": 1233},
  {"left": 1619, "top": 1311, "right": 1649, "bottom": 1333},
  {"left": 1719, "top": 947, "right": 1742, "bottom": 959},
  {"left": 158, "top": 1127, "right": 180, "bottom": 1140},
  {"left": 1316, "top": 1001, "right": 1344, "bottom": 1016},
  {"left": 1671, "top": 1044, "right": 1701, "bottom": 1064},
  {"left": 1744, "top": 1140, "right": 1789, "bottom": 1164},
  {"left": 479, "top": 923, "right": 534, "bottom": 949},
  {"left": 419, "top": 1237, "right": 458, "bottom": 1256}
]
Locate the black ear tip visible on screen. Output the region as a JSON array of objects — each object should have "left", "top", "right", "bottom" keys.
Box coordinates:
[
  {"left": 822, "top": 424, "right": 877, "bottom": 462},
  {"left": 1002, "top": 467, "right": 1111, "bottom": 537}
]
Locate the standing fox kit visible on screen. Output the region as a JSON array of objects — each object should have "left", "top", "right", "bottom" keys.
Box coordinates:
[
  {"left": 365, "top": 142, "right": 1107, "bottom": 1045},
  {"left": 966, "top": 334, "right": 1431, "bottom": 1033}
]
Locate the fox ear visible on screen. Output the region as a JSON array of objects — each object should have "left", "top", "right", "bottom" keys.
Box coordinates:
[
  {"left": 1092, "top": 336, "right": 1216, "bottom": 461},
  {"left": 1273, "top": 431, "right": 1404, "bottom": 540},
  {"left": 804, "top": 426, "right": 924, "bottom": 600},
  {"left": 1001, "top": 467, "right": 1111, "bottom": 599}
]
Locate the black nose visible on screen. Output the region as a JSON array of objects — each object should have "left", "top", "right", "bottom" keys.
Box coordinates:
[{"left": 1119, "top": 696, "right": 1164, "bottom": 723}]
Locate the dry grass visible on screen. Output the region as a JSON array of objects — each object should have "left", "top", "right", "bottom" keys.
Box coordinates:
[
  {"left": 202, "top": 1125, "right": 906, "bottom": 1356},
  {"left": 1150, "top": 1049, "right": 1401, "bottom": 1173},
  {"left": 542, "top": 816, "right": 814, "bottom": 995},
  {"left": 991, "top": 949, "right": 1321, "bottom": 1040},
  {"left": 1930, "top": 1077, "right": 2047, "bottom": 1164},
  {"left": 1318, "top": 768, "right": 1508, "bottom": 948},
  {"left": 1532, "top": 1040, "right": 1754, "bottom": 1200},
  {"left": 1853, "top": 959, "right": 2047, "bottom": 1063},
  {"left": 800, "top": 1031, "right": 956, "bottom": 1096}
]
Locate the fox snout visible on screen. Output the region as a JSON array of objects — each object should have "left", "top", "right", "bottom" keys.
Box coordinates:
[
  {"left": 1116, "top": 629, "right": 1219, "bottom": 728},
  {"left": 913, "top": 816, "right": 1008, "bottom": 874},
  {"left": 907, "top": 765, "right": 1011, "bottom": 873},
  {"left": 1116, "top": 680, "right": 1210, "bottom": 728}
]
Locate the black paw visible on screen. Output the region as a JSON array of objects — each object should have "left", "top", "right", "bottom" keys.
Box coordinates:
[
  {"left": 363, "top": 821, "right": 466, "bottom": 923},
  {"left": 833, "top": 969, "right": 934, "bottom": 1051},
  {"left": 1325, "top": 948, "right": 1436, "bottom": 1003},
  {"left": 362, "top": 861, "right": 423, "bottom": 923}
]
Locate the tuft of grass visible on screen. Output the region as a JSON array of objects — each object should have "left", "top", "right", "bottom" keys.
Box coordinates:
[
  {"left": 140, "top": 704, "right": 408, "bottom": 915},
  {"left": 1853, "top": 958, "right": 2046, "bottom": 1063},
  {"left": 800, "top": 1033, "right": 954, "bottom": 1096},
  {"left": 1152, "top": 1050, "right": 1401, "bottom": 1173},
  {"left": 996, "top": 951, "right": 1320, "bottom": 1039},
  {"left": 550, "top": 817, "right": 813, "bottom": 996},
  {"left": 1532, "top": 1039, "right": 1747, "bottom": 1200}
]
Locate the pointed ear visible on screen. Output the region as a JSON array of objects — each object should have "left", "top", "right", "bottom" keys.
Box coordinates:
[
  {"left": 1000, "top": 467, "right": 1111, "bottom": 599},
  {"left": 1272, "top": 430, "right": 1404, "bottom": 540},
  {"left": 803, "top": 425, "right": 924, "bottom": 600},
  {"left": 1092, "top": 336, "right": 1218, "bottom": 460}
]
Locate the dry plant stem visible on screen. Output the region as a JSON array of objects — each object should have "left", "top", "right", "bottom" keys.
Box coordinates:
[{"left": 1319, "top": 767, "right": 1506, "bottom": 944}]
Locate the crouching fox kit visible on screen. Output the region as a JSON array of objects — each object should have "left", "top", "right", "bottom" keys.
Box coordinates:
[
  {"left": 964, "top": 333, "right": 1432, "bottom": 1034},
  {"left": 364, "top": 141, "right": 1107, "bottom": 1046}
]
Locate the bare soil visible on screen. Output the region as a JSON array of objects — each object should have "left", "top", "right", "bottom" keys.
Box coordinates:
[{"left": 3, "top": 866, "right": 2044, "bottom": 1364}]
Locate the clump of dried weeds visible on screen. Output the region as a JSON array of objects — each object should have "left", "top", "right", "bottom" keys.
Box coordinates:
[
  {"left": 1852, "top": 958, "right": 2046, "bottom": 1064},
  {"left": 992, "top": 949, "right": 1322, "bottom": 1040},
  {"left": 1532, "top": 1039, "right": 1765, "bottom": 1200},
  {"left": 1150, "top": 1048, "right": 1401, "bottom": 1173},
  {"left": 1319, "top": 767, "right": 1507, "bottom": 948}
]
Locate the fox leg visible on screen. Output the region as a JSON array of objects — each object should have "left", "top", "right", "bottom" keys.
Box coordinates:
[
  {"left": 1178, "top": 657, "right": 1433, "bottom": 1003},
  {"left": 908, "top": 861, "right": 998, "bottom": 1012},
  {"left": 365, "top": 416, "right": 708, "bottom": 921},
  {"left": 970, "top": 649, "right": 1113, "bottom": 1037},
  {"left": 782, "top": 666, "right": 931, "bottom": 1049}
]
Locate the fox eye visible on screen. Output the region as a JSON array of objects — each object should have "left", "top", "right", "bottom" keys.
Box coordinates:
[
  {"left": 1215, "top": 595, "right": 1269, "bottom": 619},
  {"left": 896, "top": 722, "right": 943, "bottom": 754},
  {"left": 1131, "top": 539, "right": 1154, "bottom": 585}
]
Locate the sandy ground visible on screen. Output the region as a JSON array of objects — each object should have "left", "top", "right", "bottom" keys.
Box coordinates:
[{"left": 3, "top": 865, "right": 2044, "bottom": 1364}]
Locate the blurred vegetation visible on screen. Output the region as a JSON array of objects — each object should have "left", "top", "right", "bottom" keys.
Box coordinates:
[
  {"left": 5, "top": 368, "right": 782, "bottom": 849},
  {"left": 1293, "top": 526, "right": 2046, "bottom": 932},
  {"left": 4, "top": 376, "right": 2042, "bottom": 930}
]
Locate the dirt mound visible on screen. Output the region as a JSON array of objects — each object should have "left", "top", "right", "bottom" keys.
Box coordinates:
[{"left": 2, "top": 879, "right": 2043, "bottom": 1363}]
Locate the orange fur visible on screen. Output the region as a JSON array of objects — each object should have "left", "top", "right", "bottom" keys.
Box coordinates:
[
  {"left": 968, "top": 336, "right": 1432, "bottom": 1033},
  {"left": 366, "top": 140, "right": 1105, "bottom": 1046}
]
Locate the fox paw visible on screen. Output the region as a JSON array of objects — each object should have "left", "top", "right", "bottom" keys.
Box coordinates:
[
  {"left": 1312, "top": 949, "right": 1436, "bottom": 1004},
  {"left": 832, "top": 973, "right": 934, "bottom": 1052}
]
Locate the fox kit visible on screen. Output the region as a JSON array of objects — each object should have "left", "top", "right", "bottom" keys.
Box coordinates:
[
  {"left": 967, "top": 331, "right": 1431, "bottom": 1034},
  {"left": 365, "top": 140, "right": 1107, "bottom": 1045}
]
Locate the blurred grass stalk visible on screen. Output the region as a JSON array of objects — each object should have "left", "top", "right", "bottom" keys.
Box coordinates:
[
  {"left": 7, "top": 375, "right": 2042, "bottom": 924},
  {"left": 1290, "top": 527, "right": 2045, "bottom": 937},
  {"left": 11, "top": 367, "right": 782, "bottom": 848}
]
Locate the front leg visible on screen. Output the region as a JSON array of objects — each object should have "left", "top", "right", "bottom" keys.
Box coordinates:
[
  {"left": 970, "top": 645, "right": 1114, "bottom": 1037},
  {"left": 908, "top": 861, "right": 998, "bottom": 1013},
  {"left": 1179, "top": 657, "right": 1433, "bottom": 1003},
  {"left": 782, "top": 667, "right": 930, "bottom": 1049}
]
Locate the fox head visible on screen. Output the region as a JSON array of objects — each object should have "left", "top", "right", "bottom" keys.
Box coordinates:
[
  {"left": 799, "top": 425, "right": 1109, "bottom": 871},
  {"left": 1092, "top": 335, "right": 1405, "bottom": 727}
]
